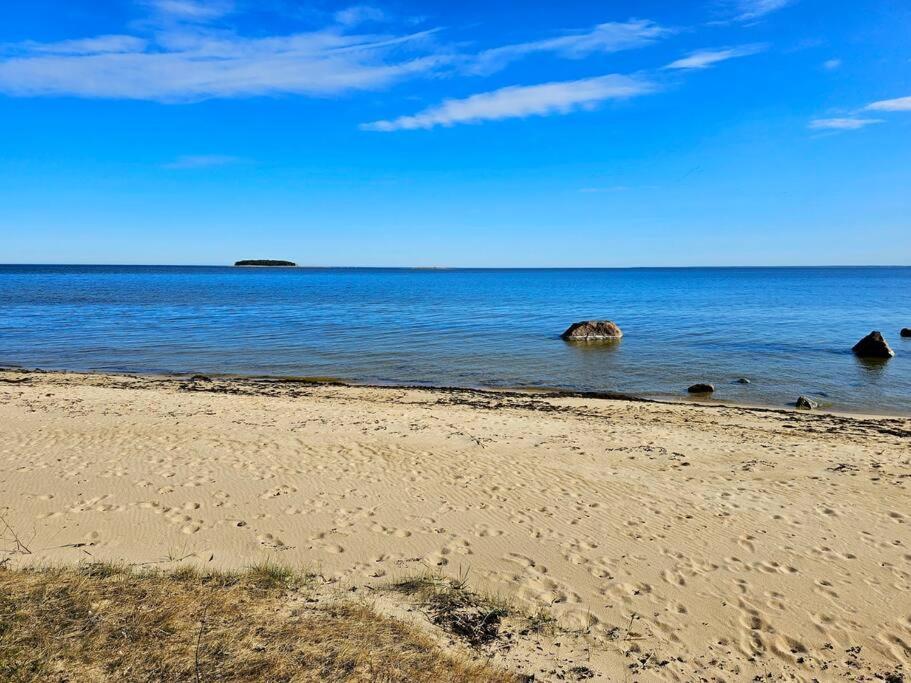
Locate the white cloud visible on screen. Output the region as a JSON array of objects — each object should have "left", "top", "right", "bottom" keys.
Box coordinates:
[
  {"left": 735, "top": 0, "right": 795, "bottom": 20},
  {"left": 666, "top": 44, "right": 765, "bottom": 70},
  {"left": 808, "top": 94, "right": 911, "bottom": 132},
  {"left": 334, "top": 6, "right": 386, "bottom": 27},
  {"left": 0, "top": 10, "right": 675, "bottom": 111},
  {"left": 361, "top": 74, "right": 656, "bottom": 131},
  {"left": 147, "top": 0, "right": 235, "bottom": 21},
  {"left": 163, "top": 154, "right": 242, "bottom": 169},
  {"left": 11, "top": 35, "right": 148, "bottom": 55},
  {"left": 470, "top": 20, "right": 669, "bottom": 74},
  {"left": 809, "top": 117, "right": 882, "bottom": 131},
  {"left": 0, "top": 28, "right": 447, "bottom": 101},
  {"left": 865, "top": 95, "right": 911, "bottom": 112},
  {"left": 823, "top": 58, "right": 841, "bottom": 70}
]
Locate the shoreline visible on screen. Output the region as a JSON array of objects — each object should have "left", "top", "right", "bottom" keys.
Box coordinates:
[
  {"left": 2, "top": 368, "right": 910, "bottom": 680},
  {"left": 3, "top": 364, "right": 910, "bottom": 420}
]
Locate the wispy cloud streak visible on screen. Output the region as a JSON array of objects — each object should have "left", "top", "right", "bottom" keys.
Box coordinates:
[
  {"left": 146, "top": 0, "right": 235, "bottom": 21},
  {"left": 734, "top": 0, "right": 795, "bottom": 20},
  {"left": 866, "top": 95, "right": 911, "bottom": 112},
  {"left": 334, "top": 5, "right": 386, "bottom": 26},
  {"left": 809, "top": 117, "right": 882, "bottom": 131},
  {"left": 163, "top": 154, "right": 243, "bottom": 169},
  {"left": 470, "top": 20, "right": 669, "bottom": 74},
  {"left": 0, "top": 28, "right": 447, "bottom": 101},
  {"left": 12, "top": 35, "right": 148, "bottom": 55},
  {"left": 361, "top": 74, "right": 656, "bottom": 131},
  {"left": 666, "top": 44, "right": 765, "bottom": 70},
  {"left": 809, "top": 94, "right": 911, "bottom": 132}
]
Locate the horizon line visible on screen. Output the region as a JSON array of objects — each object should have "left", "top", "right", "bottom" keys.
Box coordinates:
[{"left": 1, "top": 263, "right": 910, "bottom": 270}]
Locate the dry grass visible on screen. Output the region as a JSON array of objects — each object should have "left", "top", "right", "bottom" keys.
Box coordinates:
[
  {"left": 390, "top": 569, "right": 557, "bottom": 648},
  {"left": 0, "top": 563, "right": 518, "bottom": 683}
]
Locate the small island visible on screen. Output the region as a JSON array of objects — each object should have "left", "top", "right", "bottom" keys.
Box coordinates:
[{"left": 233, "top": 259, "right": 297, "bottom": 267}]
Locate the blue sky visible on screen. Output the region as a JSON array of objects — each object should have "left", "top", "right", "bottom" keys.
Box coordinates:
[{"left": 1, "top": 0, "right": 909, "bottom": 266}]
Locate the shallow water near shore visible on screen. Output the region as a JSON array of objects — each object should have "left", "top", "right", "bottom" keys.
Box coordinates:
[{"left": 1, "top": 265, "right": 910, "bottom": 413}]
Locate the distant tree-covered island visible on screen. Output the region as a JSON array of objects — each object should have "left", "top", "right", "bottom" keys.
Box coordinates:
[{"left": 233, "top": 260, "right": 297, "bottom": 267}]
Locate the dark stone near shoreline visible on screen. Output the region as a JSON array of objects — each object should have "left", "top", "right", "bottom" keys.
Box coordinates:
[
  {"left": 190, "top": 375, "right": 211, "bottom": 382},
  {"left": 234, "top": 260, "right": 296, "bottom": 267},
  {"left": 902, "top": 328, "right": 911, "bottom": 338},
  {"left": 734, "top": 378, "right": 751, "bottom": 384},
  {"left": 796, "top": 395, "right": 818, "bottom": 410},
  {"left": 561, "top": 320, "right": 623, "bottom": 341},
  {"left": 687, "top": 383, "right": 714, "bottom": 394},
  {"left": 851, "top": 331, "right": 894, "bottom": 359}
]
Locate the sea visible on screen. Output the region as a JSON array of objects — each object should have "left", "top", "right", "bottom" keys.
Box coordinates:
[{"left": 1, "top": 265, "right": 909, "bottom": 414}]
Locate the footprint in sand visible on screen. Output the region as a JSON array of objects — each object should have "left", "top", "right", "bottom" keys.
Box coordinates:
[
  {"left": 426, "top": 539, "right": 472, "bottom": 567},
  {"left": 164, "top": 510, "right": 204, "bottom": 534},
  {"left": 661, "top": 568, "right": 687, "bottom": 587},
  {"left": 69, "top": 495, "right": 124, "bottom": 513},
  {"left": 308, "top": 531, "right": 344, "bottom": 554},
  {"left": 260, "top": 485, "right": 297, "bottom": 499},
  {"left": 257, "top": 532, "right": 290, "bottom": 550},
  {"left": 318, "top": 542, "right": 345, "bottom": 554},
  {"left": 370, "top": 523, "right": 412, "bottom": 538},
  {"left": 737, "top": 534, "right": 757, "bottom": 552},
  {"left": 472, "top": 523, "right": 504, "bottom": 538}
]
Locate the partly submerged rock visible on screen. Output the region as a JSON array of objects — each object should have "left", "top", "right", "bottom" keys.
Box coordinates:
[
  {"left": 687, "top": 383, "right": 715, "bottom": 394},
  {"left": 561, "top": 320, "right": 623, "bottom": 341},
  {"left": 796, "top": 395, "right": 818, "bottom": 410},
  {"left": 734, "top": 378, "right": 751, "bottom": 384},
  {"left": 901, "top": 328, "right": 911, "bottom": 338},
  {"left": 851, "top": 331, "right": 894, "bottom": 359}
]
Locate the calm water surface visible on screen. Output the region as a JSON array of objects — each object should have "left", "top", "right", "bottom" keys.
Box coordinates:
[{"left": 1, "top": 266, "right": 910, "bottom": 414}]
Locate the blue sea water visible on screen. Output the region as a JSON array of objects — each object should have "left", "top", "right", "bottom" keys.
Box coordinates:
[{"left": 1, "top": 265, "right": 910, "bottom": 414}]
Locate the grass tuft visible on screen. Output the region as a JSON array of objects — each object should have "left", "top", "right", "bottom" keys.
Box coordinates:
[
  {"left": 0, "top": 563, "right": 517, "bottom": 682},
  {"left": 243, "top": 560, "right": 311, "bottom": 591},
  {"left": 390, "top": 568, "right": 537, "bottom": 648}
]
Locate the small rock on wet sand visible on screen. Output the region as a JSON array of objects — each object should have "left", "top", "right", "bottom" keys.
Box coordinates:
[{"left": 796, "top": 395, "right": 818, "bottom": 410}]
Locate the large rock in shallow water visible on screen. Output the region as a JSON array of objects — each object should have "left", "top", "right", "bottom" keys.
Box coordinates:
[
  {"left": 852, "top": 331, "right": 894, "bottom": 359},
  {"left": 687, "top": 383, "right": 715, "bottom": 394},
  {"left": 902, "top": 328, "right": 911, "bottom": 338},
  {"left": 561, "top": 320, "right": 623, "bottom": 341}
]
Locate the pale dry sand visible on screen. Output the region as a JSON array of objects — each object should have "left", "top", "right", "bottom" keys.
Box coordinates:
[{"left": 1, "top": 369, "right": 909, "bottom": 681}]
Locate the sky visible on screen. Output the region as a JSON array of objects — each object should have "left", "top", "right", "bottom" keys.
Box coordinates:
[{"left": 0, "top": 0, "right": 909, "bottom": 267}]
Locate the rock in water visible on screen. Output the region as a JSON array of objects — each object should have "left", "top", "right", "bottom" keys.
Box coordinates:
[
  {"left": 796, "top": 395, "right": 818, "bottom": 410},
  {"left": 901, "top": 328, "right": 911, "bottom": 338},
  {"left": 561, "top": 321, "right": 623, "bottom": 341},
  {"left": 687, "top": 383, "right": 715, "bottom": 394},
  {"left": 851, "top": 331, "right": 894, "bottom": 359},
  {"left": 735, "top": 378, "right": 751, "bottom": 384}
]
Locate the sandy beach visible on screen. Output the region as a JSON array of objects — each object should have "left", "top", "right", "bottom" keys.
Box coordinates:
[{"left": 1, "top": 369, "right": 909, "bottom": 681}]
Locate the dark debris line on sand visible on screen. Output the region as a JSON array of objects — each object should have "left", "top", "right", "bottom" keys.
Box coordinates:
[{"left": 3, "top": 368, "right": 911, "bottom": 442}]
